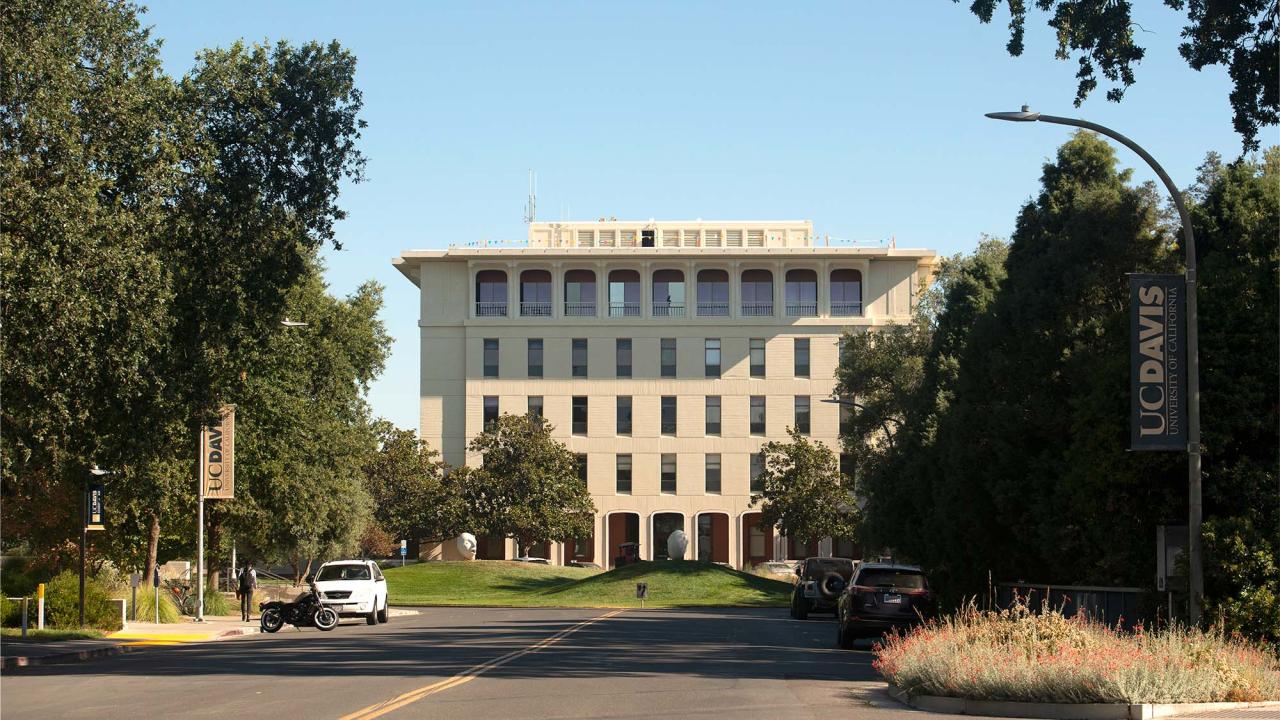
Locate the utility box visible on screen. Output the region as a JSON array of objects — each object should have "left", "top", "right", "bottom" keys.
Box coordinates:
[{"left": 1156, "top": 524, "right": 1188, "bottom": 592}]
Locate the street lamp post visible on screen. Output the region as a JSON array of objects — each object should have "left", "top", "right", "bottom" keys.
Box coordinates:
[{"left": 985, "top": 106, "right": 1203, "bottom": 624}]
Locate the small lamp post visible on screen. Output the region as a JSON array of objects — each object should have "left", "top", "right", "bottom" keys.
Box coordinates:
[{"left": 82, "top": 465, "right": 112, "bottom": 627}]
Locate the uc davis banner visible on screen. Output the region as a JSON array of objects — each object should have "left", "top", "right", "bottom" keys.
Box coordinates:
[
  {"left": 202, "top": 405, "right": 236, "bottom": 499},
  {"left": 1130, "top": 274, "right": 1186, "bottom": 451}
]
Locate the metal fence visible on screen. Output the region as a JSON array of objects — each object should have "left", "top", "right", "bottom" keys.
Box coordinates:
[{"left": 996, "top": 582, "right": 1148, "bottom": 630}]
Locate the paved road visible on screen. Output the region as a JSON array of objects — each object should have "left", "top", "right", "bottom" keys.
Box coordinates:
[{"left": 0, "top": 607, "right": 955, "bottom": 719}]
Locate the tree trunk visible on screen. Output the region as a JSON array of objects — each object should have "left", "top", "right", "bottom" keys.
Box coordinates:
[{"left": 144, "top": 514, "right": 161, "bottom": 583}]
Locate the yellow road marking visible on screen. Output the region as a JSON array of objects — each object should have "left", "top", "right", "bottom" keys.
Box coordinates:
[
  {"left": 340, "top": 609, "right": 626, "bottom": 720},
  {"left": 110, "top": 633, "right": 218, "bottom": 642}
]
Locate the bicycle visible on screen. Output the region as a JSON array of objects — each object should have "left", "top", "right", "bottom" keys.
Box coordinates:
[{"left": 164, "top": 579, "right": 196, "bottom": 615}]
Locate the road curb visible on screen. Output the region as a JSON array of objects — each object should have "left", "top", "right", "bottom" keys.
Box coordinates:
[
  {"left": 887, "top": 683, "right": 1280, "bottom": 719},
  {"left": 3, "top": 626, "right": 257, "bottom": 671}
]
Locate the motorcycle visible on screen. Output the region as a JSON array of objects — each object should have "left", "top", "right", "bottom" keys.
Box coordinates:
[{"left": 259, "top": 579, "right": 339, "bottom": 632}]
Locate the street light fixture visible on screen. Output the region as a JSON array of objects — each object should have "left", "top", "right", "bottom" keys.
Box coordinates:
[
  {"left": 280, "top": 318, "right": 308, "bottom": 327},
  {"left": 985, "top": 106, "right": 1203, "bottom": 623},
  {"left": 82, "top": 465, "right": 113, "bottom": 627}
]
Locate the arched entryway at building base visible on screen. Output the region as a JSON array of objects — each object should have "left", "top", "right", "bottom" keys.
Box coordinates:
[
  {"left": 695, "top": 512, "right": 729, "bottom": 564},
  {"left": 651, "top": 512, "right": 686, "bottom": 560},
  {"left": 606, "top": 511, "right": 640, "bottom": 569},
  {"left": 740, "top": 512, "right": 774, "bottom": 569}
]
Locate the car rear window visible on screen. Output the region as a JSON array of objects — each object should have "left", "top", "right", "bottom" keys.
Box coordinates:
[
  {"left": 317, "top": 565, "right": 370, "bottom": 581},
  {"left": 856, "top": 569, "right": 926, "bottom": 589}
]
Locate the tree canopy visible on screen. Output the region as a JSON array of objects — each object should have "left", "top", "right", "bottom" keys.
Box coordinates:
[{"left": 752, "top": 429, "right": 858, "bottom": 546}]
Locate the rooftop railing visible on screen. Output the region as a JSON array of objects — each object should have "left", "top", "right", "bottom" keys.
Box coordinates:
[
  {"left": 475, "top": 302, "right": 508, "bottom": 317},
  {"left": 609, "top": 302, "right": 641, "bottom": 317},
  {"left": 520, "top": 302, "right": 552, "bottom": 317},
  {"left": 697, "top": 301, "right": 729, "bottom": 316},
  {"left": 786, "top": 302, "right": 818, "bottom": 317},
  {"left": 564, "top": 302, "right": 597, "bottom": 317},
  {"left": 831, "top": 301, "right": 863, "bottom": 317},
  {"left": 652, "top": 302, "right": 685, "bottom": 318},
  {"left": 741, "top": 302, "right": 773, "bottom": 317}
]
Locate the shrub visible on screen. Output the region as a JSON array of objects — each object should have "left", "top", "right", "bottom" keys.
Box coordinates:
[
  {"left": 44, "top": 571, "right": 122, "bottom": 631},
  {"left": 202, "top": 586, "right": 232, "bottom": 616},
  {"left": 875, "top": 599, "right": 1280, "bottom": 704},
  {"left": 132, "top": 586, "right": 182, "bottom": 623}
]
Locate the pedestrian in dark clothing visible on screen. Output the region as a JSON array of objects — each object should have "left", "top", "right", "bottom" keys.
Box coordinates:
[{"left": 237, "top": 562, "right": 258, "bottom": 622}]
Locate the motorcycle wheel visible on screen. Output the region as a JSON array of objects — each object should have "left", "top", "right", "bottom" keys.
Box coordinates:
[
  {"left": 260, "top": 608, "right": 284, "bottom": 633},
  {"left": 314, "top": 606, "right": 339, "bottom": 631}
]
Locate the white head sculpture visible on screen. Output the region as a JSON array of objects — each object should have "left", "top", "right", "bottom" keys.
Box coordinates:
[
  {"left": 456, "top": 532, "right": 478, "bottom": 561},
  {"left": 667, "top": 529, "right": 688, "bottom": 561}
]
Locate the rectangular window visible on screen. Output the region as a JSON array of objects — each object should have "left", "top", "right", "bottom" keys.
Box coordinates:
[
  {"left": 750, "top": 338, "right": 766, "bottom": 378},
  {"left": 705, "top": 454, "right": 721, "bottom": 494},
  {"left": 527, "top": 338, "right": 543, "bottom": 378},
  {"left": 616, "top": 454, "right": 632, "bottom": 494},
  {"left": 660, "top": 454, "right": 676, "bottom": 494},
  {"left": 705, "top": 396, "right": 721, "bottom": 435},
  {"left": 794, "top": 338, "right": 810, "bottom": 377},
  {"left": 839, "top": 398, "right": 853, "bottom": 435},
  {"left": 750, "top": 453, "right": 764, "bottom": 493},
  {"left": 527, "top": 396, "right": 543, "bottom": 418},
  {"left": 661, "top": 396, "right": 677, "bottom": 435},
  {"left": 750, "top": 396, "right": 766, "bottom": 435},
  {"left": 483, "top": 338, "right": 499, "bottom": 378},
  {"left": 616, "top": 396, "right": 632, "bottom": 435},
  {"left": 576, "top": 454, "right": 588, "bottom": 486},
  {"left": 572, "top": 396, "right": 588, "bottom": 435},
  {"left": 704, "top": 338, "right": 721, "bottom": 378},
  {"left": 483, "top": 396, "right": 499, "bottom": 429},
  {"left": 840, "top": 453, "right": 855, "bottom": 481},
  {"left": 572, "top": 338, "right": 588, "bottom": 377},
  {"left": 795, "top": 396, "right": 811, "bottom": 435},
  {"left": 660, "top": 338, "right": 677, "bottom": 377},
  {"left": 616, "top": 338, "right": 632, "bottom": 378}
]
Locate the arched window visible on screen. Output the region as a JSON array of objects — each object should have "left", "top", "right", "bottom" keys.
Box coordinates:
[
  {"left": 831, "top": 269, "right": 863, "bottom": 316},
  {"left": 785, "top": 269, "right": 817, "bottom": 316},
  {"left": 519, "top": 269, "right": 552, "bottom": 316},
  {"left": 696, "top": 269, "right": 729, "bottom": 316},
  {"left": 608, "top": 269, "right": 640, "bottom": 317},
  {"left": 652, "top": 269, "right": 685, "bottom": 317},
  {"left": 741, "top": 269, "right": 773, "bottom": 317},
  {"left": 652, "top": 512, "right": 686, "bottom": 561},
  {"left": 475, "top": 270, "right": 507, "bottom": 316},
  {"left": 563, "top": 269, "right": 596, "bottom": 317}
]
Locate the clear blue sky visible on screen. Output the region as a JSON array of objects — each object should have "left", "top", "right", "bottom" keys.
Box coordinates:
[{"left": 140, "top": 1, "right": 1264, "bottom": 433}]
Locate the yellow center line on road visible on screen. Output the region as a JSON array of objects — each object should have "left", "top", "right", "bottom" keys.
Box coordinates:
[{"left": 339, "top": 608, "right": 626, "bottom": 720}]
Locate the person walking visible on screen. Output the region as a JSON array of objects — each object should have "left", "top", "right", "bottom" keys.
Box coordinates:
[{"left": 236, "top": 561, "right": 258, "bottom": 622}]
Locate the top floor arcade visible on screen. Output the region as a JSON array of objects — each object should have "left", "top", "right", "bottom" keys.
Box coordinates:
[{"left": 527, "top": 220, "right": 815, "bottom": 249}]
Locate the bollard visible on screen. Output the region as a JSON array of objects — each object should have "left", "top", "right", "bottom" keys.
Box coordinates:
[
  {"left": 37, "top": 583, "right": 45, "bottom": 630},
  {"left": 21, "top": 596, "right": 29, "bottom": 638}
]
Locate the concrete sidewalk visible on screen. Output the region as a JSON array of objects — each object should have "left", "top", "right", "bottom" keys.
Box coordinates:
[{"left": 1, "top": 614, "right": 257, "bottom": 670}]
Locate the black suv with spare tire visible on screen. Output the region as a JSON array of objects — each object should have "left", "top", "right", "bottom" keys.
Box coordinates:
[{"left": 789, "top": 557, "right": 857, "bottom": 619}]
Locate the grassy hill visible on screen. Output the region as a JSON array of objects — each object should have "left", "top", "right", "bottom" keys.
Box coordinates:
[{"left": 384, "top": 560, "right": 791, "bottom": 608}]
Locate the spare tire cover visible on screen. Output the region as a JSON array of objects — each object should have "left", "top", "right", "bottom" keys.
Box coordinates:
[{"left": 819, "top": 571, "right": 846, "bottom": 599}]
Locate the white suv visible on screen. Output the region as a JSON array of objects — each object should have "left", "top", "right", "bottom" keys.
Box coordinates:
[{"left": 313, "top": 560, "right": 389, "bottom": 625}]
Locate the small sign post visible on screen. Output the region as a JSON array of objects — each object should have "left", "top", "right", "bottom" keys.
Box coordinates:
[
  {"left": 153, "top": 567, "right": 161, "bottom": 624},
  {"left": 36, "top": 583, "right": 45, "bottom": 629},
  {"left": 400, "top": 539, "right": 407, "bottom": 567},
  {"left": 636, "top": 582, "right": 648, "bottom": 608}
]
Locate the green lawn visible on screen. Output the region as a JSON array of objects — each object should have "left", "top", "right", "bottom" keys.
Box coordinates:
[
  {"left": 384, "top": 560, "right": 792, "bottom": 608},
  {"left": 0, "top": 628, "right": 107, "bottom": 642}
]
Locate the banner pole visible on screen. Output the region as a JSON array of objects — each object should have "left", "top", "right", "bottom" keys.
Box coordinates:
[{"left": 197, "top": 428, "right": 205, "bottom": 622}]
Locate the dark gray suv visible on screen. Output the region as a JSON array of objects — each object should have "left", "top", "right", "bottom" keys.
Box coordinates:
[{"left": 836, "top": 562, "right": 935, "bottom": 648}]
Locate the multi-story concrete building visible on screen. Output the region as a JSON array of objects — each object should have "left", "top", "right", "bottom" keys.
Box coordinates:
[{"left": 394, "top": 220, "right": 936, "bottom": 569}]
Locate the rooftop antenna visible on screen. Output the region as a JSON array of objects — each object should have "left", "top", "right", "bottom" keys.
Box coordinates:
[{"left": 523, "top": 170, "right": 537, "bottom": 224}]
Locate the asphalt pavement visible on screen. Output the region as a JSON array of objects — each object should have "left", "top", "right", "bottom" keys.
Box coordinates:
[{"left": 0, "top": 607, "right": 966, "bottom": 720}]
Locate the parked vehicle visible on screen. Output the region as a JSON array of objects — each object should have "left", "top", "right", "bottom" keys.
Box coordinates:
[
  {"left": 614, "top": 542, "right": 640, "bottom": 567},
  {"left": 259, "top": 580, "right": 339, "bottom": 633},
  {"left": 835, "top": 563, "right": 935, "bottom": 648},
  {"left": 312, "top": 560, "right": 389, "bottom": 625},
  {"left": 790, "top": 557, "right": 857, "bottom": 619}
]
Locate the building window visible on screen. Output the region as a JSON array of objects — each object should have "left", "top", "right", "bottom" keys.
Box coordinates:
[
  {"left": 705, "top": 454, "right": 721, "bottom": 494},
  {"left": 475, "top": 269, "right": 507, "bottom": 317},
  {"left": 839, "top": 398, "right": 853, "bottom": 435},
  {"left": 750, "top": 338, "right": 766, "bottom": 378},
  {"left": 741, "top": 269, "right": 773, "bottom": 316},
  {"left": 576, "top": 454, "right": 588, "bottom": 486},
  {"left": 527, "top": 338, "right": 543, "bottom": 378},
  {"left": 705, "top": 396, "right": 721, "bottom": 435},
  {"left": 704, "top": 339, "right": 721, "bottom": 378},
  {"left": 794, "top": 338, "right": 810, "bottom": 377},
  {"left": 652, "top": 269, "right": 685, "bottom": 317},
  {"left": 795, "top": 396, "right": 811, "bottom": 435},
  {"left": 661, "top": 396, "right": 677, "bottom": 435},
  {"left": 660, "top": 338, "right": 677, "bottom": 378},
  {"left": 616, "top": 454, "right": 632, "bottom": 494},
  {"left": 840, "top": 453, "right": 855, "bottom": 481},
  {"left": 572, "top": 396, "right": 588, "bottom": 435},
  {"left": 528, "top": 396, "right": 543, "bottom": 417},
  {"left": 564, "top": 269, "right": 597, "bottom": 316},
  {"left": 608, "top": 269, "right": 641, "bottom": 317},
  {"left": 750, "top": 396, "right": 766, "bottom": 435},
  {"left": 661, "top": 454, "right": 677, "bottom": 494},
  {"left": 750, "top": 453, "right": 764, "bottom": 493},
  {"left": 483, "top": 396, "right": 499, "bottom": 430},
  {"left": 616, "top": 338, "right": 632, "bottom": 378},
  {"left": 616, "top": 396, "right": 632, "bottom": 435},
  {"left": 696, "top": 269, "right": 729, "bottom": 316},
  {"left": 572, "top": 338, "right": 588, "bottom": 378},
  {"left": 831, "top": 269, "right": 863, "bottom": 316},
  {"left": 483, "top": 338, "right": 499, "bottom": 378},
  {"left": 785, "top": 269, "right": 818, "bottom": 316},
  {"left": 519, "top": 269, "right": 552, "bottom": 317}
]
